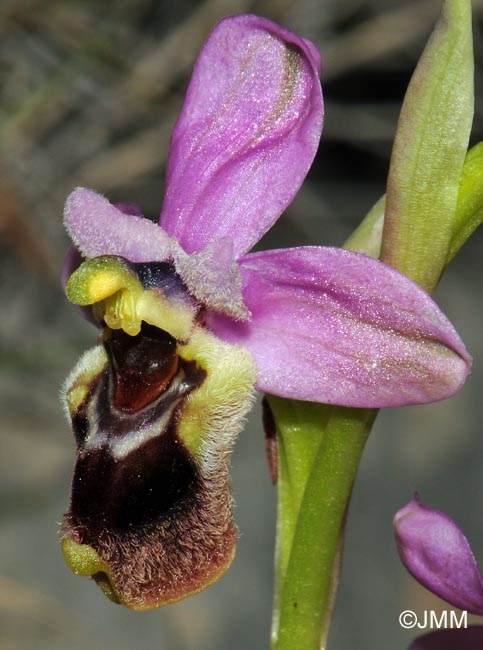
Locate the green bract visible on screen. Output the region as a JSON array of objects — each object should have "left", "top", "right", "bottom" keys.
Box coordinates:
[
  {"left": 448, "top": 141, "right": 483, "bottom": 263},
  {"left": 381, "top": 0, "right": 474, "bottom": 291}
]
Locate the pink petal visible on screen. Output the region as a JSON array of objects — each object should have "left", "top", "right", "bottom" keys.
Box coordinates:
[
  {"left": 64, "top": 188, "right": 173, "bottom": 262},
  {"left": 113, "top": 202, "right": 144, "bottom": 217},
  {"left": 159, "top": 15, "right": 323, "bottom": 258},
  {"left": 409, "top": 628, "right": 483, "bottom": 650},
  {"left": 173, "top": 237, "right": 249, "bottom": 320},
  {"left": 394, "top": 496, "right": 483, "bottom": 615},
  {"left": 206, "top": 247, "right": 471, "bottom": 407}
]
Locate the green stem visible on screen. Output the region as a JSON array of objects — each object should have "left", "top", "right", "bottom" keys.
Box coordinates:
[{"left": 270, "top": 400, "right": 377, "bottom": 649}]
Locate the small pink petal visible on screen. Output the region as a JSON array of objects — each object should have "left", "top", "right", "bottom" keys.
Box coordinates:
[
  {"left": 207, "top": 247, "right": 471, "bottom": 407},
  {"left": 394, "top": 496, "right": 483, "bottom": 615},
  {"left": 160, "top": 15, "right": 323, "bottom": 258},
  {"left": 113, "top": 202, "right": 144, "bottom": 218},
  {"left": 409, "top": 628, "right": 483, "bottom": 650},
  {"left": 64, "top": 188, "right": 173, "bottom": 262},
  {"left": 173, "top": 238, "right": 249, "bottom": 320}
]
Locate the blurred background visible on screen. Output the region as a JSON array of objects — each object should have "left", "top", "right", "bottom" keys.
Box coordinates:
[{"left": 1, "top": 0, "right": 483, "bottom": 648}]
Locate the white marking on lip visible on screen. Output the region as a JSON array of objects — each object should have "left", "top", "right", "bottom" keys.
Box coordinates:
[
  {"left": 81, "top": 373, "right": 190, "bottom": 460},
  {"left": 108, "top": 402, "right": 179, "bottom": 459}
]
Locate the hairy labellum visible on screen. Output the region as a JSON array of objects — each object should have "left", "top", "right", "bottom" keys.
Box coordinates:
[{"left": 61, "top": 257, "right": 256, "bottom": 608}]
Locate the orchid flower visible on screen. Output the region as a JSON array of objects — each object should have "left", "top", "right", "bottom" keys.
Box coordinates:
[
  {"left": 60, "top": 15, "right": 470, "bottom": 610},
  {"left": 394, "top": 495, "right": 483, "bottom": 615}
]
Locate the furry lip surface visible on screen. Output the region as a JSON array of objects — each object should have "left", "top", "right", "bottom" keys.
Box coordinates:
[
  {"left": 61, "top": 318, "right": 224, "bottom": 608},
  {"left": 65, "top": 318, "right": 207, "bottom": 526}
]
